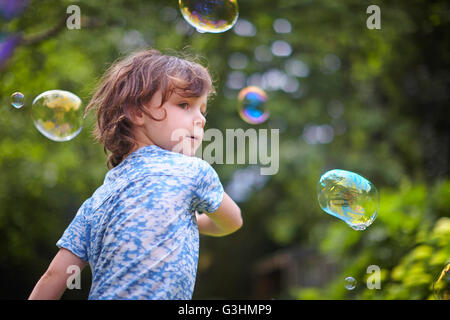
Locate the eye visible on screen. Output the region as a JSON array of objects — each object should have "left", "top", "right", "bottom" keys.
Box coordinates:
[
  {"left": 178, "top": 102, "right": 189, "bottom": 109},
  {"left": 201, "top": 111, "right": 208, "bottom": 117}
]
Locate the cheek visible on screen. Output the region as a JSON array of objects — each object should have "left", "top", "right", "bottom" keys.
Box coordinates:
[
  {"left": 160, "top": 110, "right": 185, "bottom": 142},
  {"left": 166, "top": 108, "right": 189, "bottom": 130}
]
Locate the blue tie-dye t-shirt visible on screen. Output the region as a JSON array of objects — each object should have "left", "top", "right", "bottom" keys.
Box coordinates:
[{"left": 56, "top": 145, "right": 224, "bottom": 300}]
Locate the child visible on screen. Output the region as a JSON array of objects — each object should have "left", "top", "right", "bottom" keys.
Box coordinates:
[{"left": 28, "top": 49, "right": 243, "bottom": 300}]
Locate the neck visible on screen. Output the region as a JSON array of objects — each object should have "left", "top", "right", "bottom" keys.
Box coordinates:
[{"left": 126, "top": 127, "right": 157, "bottom": 158}]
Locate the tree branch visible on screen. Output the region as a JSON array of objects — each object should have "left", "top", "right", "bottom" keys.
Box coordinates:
[
  {"left": 19, "top": 15, "right": 67, "bottom": 46},
  {"left": 18, "top": 14, "right": 105, "bottom": 47}
]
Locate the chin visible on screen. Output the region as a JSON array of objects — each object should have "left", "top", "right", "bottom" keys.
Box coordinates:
[
  {"left": 169, "top": 137, "right": 201, "bottom": 157},
  {"left": 181, "top": 147, "right": 197, "bottom": 157}
]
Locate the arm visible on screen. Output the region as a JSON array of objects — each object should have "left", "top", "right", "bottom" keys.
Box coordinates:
[
  {"left": 196, "top": 191, "right": 243, "bottom": 237},
  {"left": 28, "top": 248, "right": 87, "bottom": 300}
]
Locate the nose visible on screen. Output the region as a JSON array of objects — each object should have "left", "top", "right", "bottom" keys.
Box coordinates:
[{"left": 194, "top": 112, "right": 206, "bottom": 129}]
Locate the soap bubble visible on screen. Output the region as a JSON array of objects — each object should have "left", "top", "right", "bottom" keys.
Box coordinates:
[
  {"left": 317, "top": 169, "right": 379, "bottom": 231},
  {"left": 237, "top": 86, "right": 269, "bottom": 125},
  {"left": 344, "top": 277, "right": 356, "bottom": 290},
  {"left": 10, "top": 92, "right": 24, "bottom": 109},
  {"left": 31, "top": 90, "right": 84, "bottom": 142},
  {"left": 179, "top": 0, "right": 239, "bottom": 33},
  {"left": 433, "top": 264, "right": 450, "bottom": 300}
]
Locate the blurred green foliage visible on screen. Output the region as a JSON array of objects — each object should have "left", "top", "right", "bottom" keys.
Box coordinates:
[
  {"left": 294, "top": 180, "right": 450, "bottom": 299},
  {"left": 0, "top": 0, "right": 448, "bottom": 299}
]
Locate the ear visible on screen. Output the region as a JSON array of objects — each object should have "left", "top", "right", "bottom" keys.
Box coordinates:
[{"left": 124, "top": 105, "right": 145, "bottom": 126}]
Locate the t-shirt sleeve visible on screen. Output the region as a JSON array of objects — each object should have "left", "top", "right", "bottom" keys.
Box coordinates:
[
  {"left": 56, "top": 200, "right": 90, "bottom": 262},
  {"left": 192, "top": 160, "right": 224, "bottom": 214}
]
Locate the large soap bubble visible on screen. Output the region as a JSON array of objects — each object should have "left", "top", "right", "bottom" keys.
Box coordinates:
[
  {"left": 179, "top": 0, "right": 239, "bottom": 33},
  {"left": 31, "top": 90, "right": 84, "bottom": 142},
  {"left": 317, "top": 169, "right": 379, "bottom": 231},
  {"left": 237, "top": 86, "right": 269, "bottom": 124}
]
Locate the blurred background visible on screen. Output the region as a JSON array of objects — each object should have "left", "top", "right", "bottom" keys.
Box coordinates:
[{"left": 0, "top": 0, "right": 449, "bottom": 300}]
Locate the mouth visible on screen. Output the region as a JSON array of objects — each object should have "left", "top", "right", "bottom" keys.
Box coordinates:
[{"left": 187, "top": 135, "right": 200, "bottom": 141}]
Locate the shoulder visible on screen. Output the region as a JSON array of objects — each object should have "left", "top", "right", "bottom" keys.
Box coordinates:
[
  {"left": 190, "top": 157, "right": 222, "bottom": 187},
  {"left": 164, "top": 154, "right": 220, "bottom": 186},
  {"left": 186, "top": 156, "right": 215, "bottom": 175},
  {"left": 161, "top": 150, "right": 211, "bottom": 172},
  {"left": 113, "top": 146, "right": 216, "bottom": 182}
]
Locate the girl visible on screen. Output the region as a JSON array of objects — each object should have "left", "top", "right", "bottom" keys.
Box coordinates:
[{"left": 28, "top": 49, "right": 243, "bottom": 300}]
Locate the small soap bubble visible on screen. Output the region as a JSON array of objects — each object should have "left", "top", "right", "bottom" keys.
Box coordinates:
[
  {"left": 344, "top": 277, "right": 356, "bottom": 290},
  {"left": 31, "top": 90, "right": 84, "bottom": 142},
  {"left": 433, "top": 264, "right": 450, "bottom": 300},
  {"left": 179, "top": 0, "right": 239, "bottom": 33},
  {"left": 237, "top": 86, "right": 269, "bottom": 125},
  {"left": 317, "top": 169, "right": 379, "bottom": 231},
  {"left": 10, "top": 92, "right": 24, "bottom": 109}
]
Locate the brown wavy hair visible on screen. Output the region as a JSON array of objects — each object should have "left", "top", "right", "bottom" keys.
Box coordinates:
[{"left": 84, "top": 49, "right": 215, "bottom": 169}]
